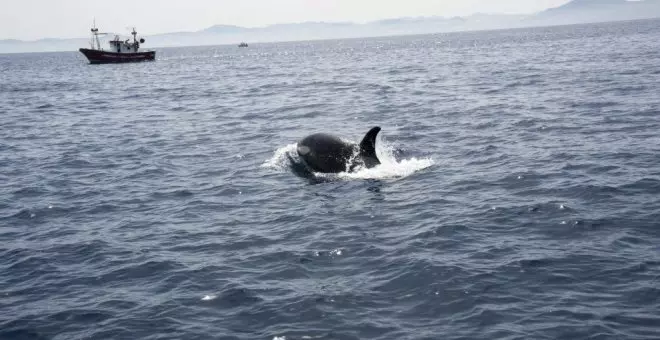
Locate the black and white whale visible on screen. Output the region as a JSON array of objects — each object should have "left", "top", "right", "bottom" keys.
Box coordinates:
[{"left": 291, "top": 127, "right": 382, "bottom": 174}]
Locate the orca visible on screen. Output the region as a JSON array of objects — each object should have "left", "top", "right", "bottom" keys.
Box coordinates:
[{"left": 292, "top": 127, "right": 381, "bottom": 173}]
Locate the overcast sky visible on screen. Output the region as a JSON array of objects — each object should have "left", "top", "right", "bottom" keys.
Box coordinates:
[{"left": 2, "top": 0, "right": 571, "bottom": 40}]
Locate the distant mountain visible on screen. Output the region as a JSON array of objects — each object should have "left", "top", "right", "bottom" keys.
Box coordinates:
[
  {"left": 548, "top": 0, "right": 644, "bottom": 11},
  {"left": 203, "top": 25, "right": 248, "bottom": 34},
  {"left": 537, "top": 0, "right": 660, "bottom": 23},
  {"left": 1, "top": 0, "right": 659, "bottom": 54}
]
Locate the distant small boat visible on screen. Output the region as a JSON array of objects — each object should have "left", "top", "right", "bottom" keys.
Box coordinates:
[
  {"left": 79, "top": 22, "right": 155, "bottom": 64},
  {"left": 238, "top": 42, "right": 248, "bottom": 48}
]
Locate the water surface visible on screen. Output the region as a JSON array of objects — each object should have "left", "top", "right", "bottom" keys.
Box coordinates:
[{"left": 1, "top": 19, "right": 660, "bottom": 340}]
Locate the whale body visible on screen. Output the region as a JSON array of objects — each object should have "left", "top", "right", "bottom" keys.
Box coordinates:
[{"left": 294, "top": 127, "right": 381, "bottom": 173}]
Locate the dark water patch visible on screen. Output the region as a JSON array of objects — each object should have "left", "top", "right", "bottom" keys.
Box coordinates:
[
  {"left": 569, "top": 100, "right": 621, "bottom": 109},
  {"left": 2, "top": 206, "right": 72, "bottom": 223},
  {"left": 151, "top": 189, "right": 195, "bottom": 199},
  {"left": 82, "top": 203, "right": 121, "bottom": 215},
  {"left": 624, "top": 285, "right": 660, "bottom": 306},
  {"left": 98, "top": 260, "right": 185, "bottom": 284},
  {"left": 0, "top": 248, "right": 33, "bottom": 266},
  {"left": 493, "top": 171, "right": 547, "bottom": 189},
  {"left": 555, "top": 183, "right": 625, "bottom": 200},
  {"left": 505, "top": 78, "right": 543, "bottom": 89},
  {"left": 202, "top": 286, "right": 264, "bottom": 309},
  {"left": 0, "top": 328, "right": 50, "bottom": 340},
  {"left": 55, "top": 155, "right": 101, "bottom": 170},
  {"left": 45, "top": 240, "right": 109, "bottom": 266},
  {"left": 47, "top": 309, "right": 115, "bottom": 324},
  {"left": 562, "top": 164, "right": 621, "bottom": 176},
  {"left": 96, "top": 299, "right": 140, "bottom": 312},
  {"left": 122, "top": 166, "right": 169, "bottom": 180},
  {"left": 407, "top": 225, "right": 470, "bottom": 252},
  {"left": 11, "top": 186, "right": 49, "bottom": 198},
  {"left": 513, "top": 118, "right": 541, "bottom": 128},
  {"left": 602, "top": 313, "right": 660, "bottom": 330},
  {"left": 616, "top": 69, "right": 642, "bottom": 76},
  {"left": 275, "top": 102, "right": 328, "bottom": 115},
  {"left": 412, "top": 224, "right": 471, "bottom": 239},
  {"left": 4, "top": 255, "right": 59, "bottom": 285},
  {"left": 34, "top": 103, "right": 54, "bottom": 110},
  {"left": 619, "top": 178, "right": 660, "bottom": 195}
]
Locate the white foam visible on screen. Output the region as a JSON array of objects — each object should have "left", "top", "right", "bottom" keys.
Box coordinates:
[
  {"left": 324, "top": 137, "right": 434, "bottom": 180},
  {"left": 262, "top": 138, "right": 434, "bottom": 181},
  {"left": 336, "top": 156, "right": 434, "bottom": 180},
  {"left": 261, "top": 143, "right": 298, "bottom": 171},
  {"left": 201, "top": 295, "right": 217, "bottom": 301}
]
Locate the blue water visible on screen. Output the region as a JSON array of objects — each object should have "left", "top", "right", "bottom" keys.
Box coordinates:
[{"left": 2, "top": 18, "right": 660, "bottom": 340}]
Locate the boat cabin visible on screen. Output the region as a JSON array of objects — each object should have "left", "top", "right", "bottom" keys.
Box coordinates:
[{"left": 109, "top": 35, "right": 140, "bottom": 53}]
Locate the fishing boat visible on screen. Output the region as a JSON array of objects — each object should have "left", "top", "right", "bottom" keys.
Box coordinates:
[{"left": 79, "top": 22, "right": 155, "bottom": 64}]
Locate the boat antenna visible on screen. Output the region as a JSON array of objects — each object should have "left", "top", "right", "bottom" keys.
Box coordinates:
[{"left": 90, "top": 18, "right": 101, "bottom": 50}]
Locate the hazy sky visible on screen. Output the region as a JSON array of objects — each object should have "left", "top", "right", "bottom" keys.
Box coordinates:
[{"left": 2, "top": 0, "right": 571, "bottom": 40}]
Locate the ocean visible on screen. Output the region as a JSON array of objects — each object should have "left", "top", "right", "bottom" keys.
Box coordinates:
[{"left": 1, "top": 18, "right": 660, "bottom": 340}]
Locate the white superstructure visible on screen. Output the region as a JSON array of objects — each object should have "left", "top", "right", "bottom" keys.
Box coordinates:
[{"left": 87, "top": 22, "right": 145, "bottom": 53}]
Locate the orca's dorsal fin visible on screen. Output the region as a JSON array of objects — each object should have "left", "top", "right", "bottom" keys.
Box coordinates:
[{"left": 359, "top": 127, "right": 381, "bottom": 167}]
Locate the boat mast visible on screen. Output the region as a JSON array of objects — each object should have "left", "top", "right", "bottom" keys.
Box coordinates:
[{"left": 91, "top": 18, "right": 101, "bottom": 50}]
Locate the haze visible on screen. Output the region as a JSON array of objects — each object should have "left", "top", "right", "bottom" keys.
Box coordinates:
[{"left": 2, "top": 0, "right": 570, "bottom": 40}]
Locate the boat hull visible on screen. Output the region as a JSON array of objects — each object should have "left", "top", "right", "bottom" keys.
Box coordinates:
[{"left": 79, "top": 48, "right": 155, "bottom": 64}]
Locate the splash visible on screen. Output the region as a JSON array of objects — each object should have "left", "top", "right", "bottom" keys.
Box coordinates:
[
  {"left": 261, "top": 137, "right": 434, "bottom": 180},
  {"left": 334, "top": 156, "right": 434, "bottom": 180},
  {"left": 333, "top": 137, "right": 434, "bottom": 180},
  {"left": 261, "top": 143, "right": 298, "bottom": 171},
  {"left": 201, "top": 295, "right": 217, "bottom": 301}
]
